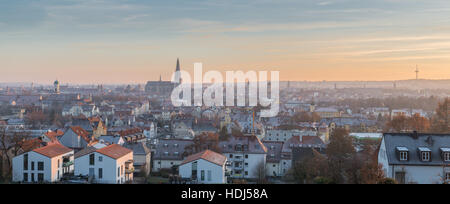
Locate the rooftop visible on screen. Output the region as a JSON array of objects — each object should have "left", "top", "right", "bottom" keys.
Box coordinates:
[
  {"left": 33, "top": 143, "right": 73, "bottom": 158},
  {"left": 96, "top": 144, "right": 132, "bottom": 160},
  {"left": 180, "top": 150, "right": 227, "bottom": 166}
]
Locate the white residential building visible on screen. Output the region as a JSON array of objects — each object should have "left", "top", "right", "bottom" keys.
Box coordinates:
[
  {"left": 12, "top": 143, "right": 74, "bottom": 183},
  {"left": 152, "top": 139, "right": 193, "bottom": 172},
  {"left": 179, "top": 150, "right": 227, "bottom": 184},
  {"left": 378, "top": 133, "right": 450, "bottom": 184},
  {"left": 264, "top": 129, "right": 317, "bottom": 142},
  {"left": 62, "top": 105, "right": 99, "bottom": 117},
  {"left": 74, "top": 144, "right": 134, "bottom": 184},
  {"left": 219, "top": 135, "right": 267, "bottom": 179}
]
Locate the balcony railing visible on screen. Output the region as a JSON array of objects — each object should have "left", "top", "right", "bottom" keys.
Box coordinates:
[
  {"left": 63, "top": 161, "right": 74, "bottom": 167},
  {"left": 125, "top": 167, "right": 135, "bottom": 174}
]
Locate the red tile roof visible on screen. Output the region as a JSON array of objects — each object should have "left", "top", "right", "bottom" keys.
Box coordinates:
[
  {"left": 96, "top": 144, "right": 132, "bottom": 160},
  {"left": 21, "top": 138, "right": 44, "bottom": 152},
  {"left": 117, "top": 128, "right": 142, "bottom": 137},
  {"left": 181, "top": 149, "right": 227, "bottom": 166},
  {"left": 70, "top": 126, "right": 91, "bottom": 142},
  {"left": 33, "top": 143, "right": 73, "bottom": 158},
  {"left": 45, "top": 130, "right": 64, "bottom": 142}
]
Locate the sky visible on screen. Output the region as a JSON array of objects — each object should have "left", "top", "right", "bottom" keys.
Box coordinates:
[{"left": 1, "top": 0, "right": 450, "bottom": 84}]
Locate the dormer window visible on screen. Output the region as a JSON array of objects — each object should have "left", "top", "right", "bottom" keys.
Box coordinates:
[
  {"left": 396, "top": 147, "right": 409, "bottom": 161},
  {"left": 418, "top": 147, "right": 431, "bottom": 162},
  {"left": 421, "top": 151, "right": 430, "bottom": 161},
  {"left": 440, "top": 148, "right": 450, "bottom": 162},
  {"left": 400, "top": 151, "right": 408, "bottom": 161},
  {"left": 444, "top": 153, "right": 450, "bottom": 162}
]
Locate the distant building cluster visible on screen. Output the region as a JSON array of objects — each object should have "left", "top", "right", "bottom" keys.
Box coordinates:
[{"left": 0, "top": 59, "right": 449, "bottom": 184}]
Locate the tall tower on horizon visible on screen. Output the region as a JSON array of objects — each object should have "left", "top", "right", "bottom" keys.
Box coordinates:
[
  {"left": 173, "top": 58, "right": 181, "bottom": 84},
  {"left": 54, "top": 79, "right": 60, "bottom": 94},
  {"left": 415, "top": 65, "right": 419, "bottom": 80}
]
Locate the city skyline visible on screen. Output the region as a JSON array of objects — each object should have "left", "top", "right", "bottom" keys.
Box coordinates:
[{"left": 1, "top": 0, "right": 450, "bottom": 84}]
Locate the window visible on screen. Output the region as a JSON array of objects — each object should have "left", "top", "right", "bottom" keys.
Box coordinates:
[
  {"left": 31, "top": 162, "right": 34, "bottom": 170},
  {"left": 37, "top": 162, "right": 44, "bottom": 171},
  {"left": 89, "top": 154, "right": 95, "bottom": 165},
  {"left": 446, "top": 172, "right": 450, "bottom": 182},
  {"left": 99, "top": 156, "right": 103, "bottom": 162},
  {"left": 395, "top": 172, "right": 406, "bottom": 184},
  {"left": 23, "top": 173, "right": 28, "bottom": 182},
  {"left": 23, "top": 154, "right": 28, "bottom": 170},
  {"left": 245, "top": 171, "right": 248, "bottom": 176},
  {"left": 421, "top": 151, "right": 430, "bottom": 161},
  {"left": 37, "top": 173, "right": 44, "bottom": 182},
  {"left": 58, "top": 160, "right": 60, "bottom": 168},
  {"left": 118, "top": 167, "right": 120, "bottom": 177},
  {"left": 230, "top": 154, "right": 233, "bottom": 158},
  {"left": 245, "top": 154, "right": 248, "bottom": 159},
  {"left": 99, "top": 168, "right": 103, "bottom": 179},
  {"left": 399, "top": 151, "right": 408, "bottom": 161},
  {"left": 121, "top": 165, "right": 124, "bottom": 176},
  {"left": 31, "top": 173, "right": 34, "bottom": 182},
  {"left": 192, "top": 162, "right": 198, "bottom": 180},
  {"left": 201, "top": 170, "right": 205, "bottom": 181},
  {"left": 444, "top": 152, "right": 450, "bottom": 162},
  {"left": 207, "top": 170, "right": 212, "bottom": 181}
]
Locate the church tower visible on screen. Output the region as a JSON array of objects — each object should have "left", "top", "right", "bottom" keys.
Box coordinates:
[
  {"left": 54, "top": 80, "right": 60, "bottom": 94},
  {"left": 173, "top": 58, "right": 181, "bottom": 84}
]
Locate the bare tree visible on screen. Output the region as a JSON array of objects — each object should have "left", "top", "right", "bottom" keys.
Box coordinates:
[
  {"left": 254, "top": 160, "right": 268, "bottom": 184},
  {"left": 0, "top": 128, "right": 31, "bottom": 177}
]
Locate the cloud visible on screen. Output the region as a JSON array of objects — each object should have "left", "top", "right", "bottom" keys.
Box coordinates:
[{"left": 317, "top": 1, "right": 333, "bottom": 6}]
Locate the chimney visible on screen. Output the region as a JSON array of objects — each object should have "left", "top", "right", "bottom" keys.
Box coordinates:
[{"left": 412, "top": 131, "right": 419, "bottom": 139}]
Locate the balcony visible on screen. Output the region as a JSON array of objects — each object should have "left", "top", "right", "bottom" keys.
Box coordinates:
[
  {"left": 125, "top": 167, "right": 135, "bottom": 174},
  {"left": 125, "top": 160, "right": 134, "bottom": 174},
  {"left": 63, "top": 161, "right": 74, "bottom": 167}
]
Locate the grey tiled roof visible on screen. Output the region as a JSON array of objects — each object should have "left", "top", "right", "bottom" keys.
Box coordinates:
[
  {"left": 262, "top": 141, "right": 283, "bottom": 163},
  {"left": 219, "top": 135, "right": 267, "bottom": 154},
  {"left": 153, "top": 139, "right": 193, "bottom": 160},
  {"left": 124, "top": 142, "right": 150, "bottom": 155},
  {"left": 383, "top": 133, "right": 450, "bottom": 166}
]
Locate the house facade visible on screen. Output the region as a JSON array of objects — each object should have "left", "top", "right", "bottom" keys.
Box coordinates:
[
  {"left": 59, "top": 126, "right": 95, "bottom": 151},
  {"left": 152, "top": 139, "right": 193, "bottom": 172},
  {"left": 74, "top": 144, "right": 134, "bottom": 184},
  {"left": 219, "top": 135, "right": 267, "bottom": 179},
  {"left": 378, "top": 133, "right": 450, "bottom": 184},
  {"left": 12, "top": 144, "right": 74, "bottom": 183},
  {"left": 179, "top": 150, "right": 227, "bottom": 184}
]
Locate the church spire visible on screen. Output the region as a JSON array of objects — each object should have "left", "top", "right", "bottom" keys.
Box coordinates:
[
  {"left": 173, "top": 58, "right": 181, "bottom": 84},
  {"left": 176, "top": 58, "right": 180, "bottom": 72}
]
